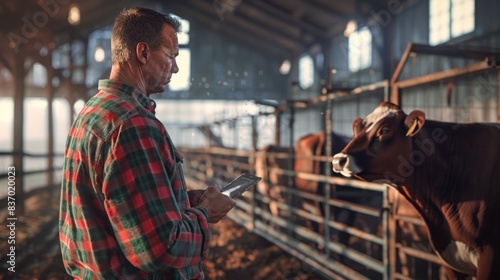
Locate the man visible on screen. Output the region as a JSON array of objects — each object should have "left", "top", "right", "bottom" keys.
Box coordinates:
[{"left": 59, "top": 7, "right": 236, "bottom": 279}]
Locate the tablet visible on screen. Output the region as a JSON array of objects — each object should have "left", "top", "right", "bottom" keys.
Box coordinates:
[{"left": 222, "top": 173, "right": 262, "bottom": 199}]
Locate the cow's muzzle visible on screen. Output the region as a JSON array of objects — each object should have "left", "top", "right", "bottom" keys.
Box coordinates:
[{"left": 332, "top": 153, "right": 362, "bottom": 177}]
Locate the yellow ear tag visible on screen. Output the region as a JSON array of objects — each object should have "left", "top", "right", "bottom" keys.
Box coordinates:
[{"left": 406, "top": 120, "right": 418, "bottom": 136}]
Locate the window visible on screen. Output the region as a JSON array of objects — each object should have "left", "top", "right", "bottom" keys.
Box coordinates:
[
  {"left": 298, "top": 55, "right": 314, "bottom": 89},
  {"left": 348, "top": 27, "right": 372, "bottom": 72},
  {"left": 169, "top": 15, "right": 191, "bottom": 91},
  {"left": 429, "top": 0, "right": 474, "bottom": 45},
  {"left": 31, "top": 63, "right": 47, "bottom": 87}
]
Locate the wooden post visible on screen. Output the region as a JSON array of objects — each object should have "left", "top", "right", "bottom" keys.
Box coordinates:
[
  {"left": 390, "top": 85, "right": 401, "bottom": 106},
  {"left": 274, "top": 110, "right": 281, "bottom": 146},
  {"left": 46, "top": 50, "right": 55, "bottom": 189},
  {"left": 13, "top": 53, "right": 26, "bottom": 211},
  {"left": 497, "top": 70, "right": 500, "bottom": 123}
]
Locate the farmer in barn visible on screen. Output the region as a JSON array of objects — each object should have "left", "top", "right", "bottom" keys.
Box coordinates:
[{"left": 59, "top": 7, "right": 236, "bottom": 279}]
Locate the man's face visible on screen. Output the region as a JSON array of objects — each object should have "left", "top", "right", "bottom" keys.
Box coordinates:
[{"left": 144, "top": 24, "right": 179, "bottom": 94}]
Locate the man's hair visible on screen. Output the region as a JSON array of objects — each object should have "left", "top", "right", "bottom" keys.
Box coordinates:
[{"left": 111, "top": 7, "right": 181, "bottom": 64}]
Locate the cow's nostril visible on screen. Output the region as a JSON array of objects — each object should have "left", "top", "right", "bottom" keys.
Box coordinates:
[{"left": 332, "top": 154, "right": 348, "bottom": 172}]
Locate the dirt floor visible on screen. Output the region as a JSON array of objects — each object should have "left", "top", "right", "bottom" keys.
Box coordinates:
[
  {"left": 202, "top": 218, "right": 324, "bottom": 280},
  {"left": 0, "top": 189, "right": 325, "bottom": 280}
]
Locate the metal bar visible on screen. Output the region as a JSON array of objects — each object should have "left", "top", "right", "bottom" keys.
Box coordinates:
[
  {"left": 394, "top": 214, "right": 426, "bottom": 226},
  {"left": 324, "top": 98, "right": 333, "bottom": 257},
  {"left": 0, "top": 168, "right": 63, "bottom": 180},
  {"left": 406, "top": 43, "right": 500, "bottom": 61},
  {"left": 395, "top": 61, "right": 494, "bottom": 89},
  {"left": 391, "top": 43, "right": 414, "bottom": 84},
  {"left": 278, "top": 187, "right": 382, "bottom": 218},
  {"left": 252, "top": 225, "right": 357, "bottom": 280},
  {"left": 256, "top": 195, "right": 384, "bottom": 245},
  {"left": 254, "top": 207, "right": 385, "bottom": 274},
  {"left": 269, "top": 167, "right": 388, "bottom": 192},
  {"left": 253, "top": 220, "right": 372, "bottom": 280},
  {"left": 396, "top": 243, "right": 445, "bottom": 265},
  {"left": 0, "top": 151, "right": 64, "bottom": 158}
]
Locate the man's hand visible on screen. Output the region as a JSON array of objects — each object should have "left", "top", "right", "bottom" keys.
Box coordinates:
[
  {"left": 197, "top": 184, "right": 236, "bottom": 223},
  {"left": 187, "top": 189, "right": 204, "bottom": 207}
]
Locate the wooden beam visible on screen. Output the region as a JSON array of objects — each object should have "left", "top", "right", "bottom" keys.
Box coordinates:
[
  {"left": 391, "top": 42, "right": 413, "bottom": 84},
  {"left": 407, "top": 43, "right": 500, "bottom": 61},
  {"left": 394, "top": 61, "right": 495, "bottom": 89}
]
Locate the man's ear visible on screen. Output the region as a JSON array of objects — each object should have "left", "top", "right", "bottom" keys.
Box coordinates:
[
  {"left": 404, "top": 110, "right": 425, "bottom": 137},
  {"left": 136, "top": 42, "right": 149, "bottom": 65}
]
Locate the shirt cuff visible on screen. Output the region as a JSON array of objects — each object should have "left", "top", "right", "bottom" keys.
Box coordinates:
[{"left": 191, "top": 206, "right": 210, "bottom": 260}]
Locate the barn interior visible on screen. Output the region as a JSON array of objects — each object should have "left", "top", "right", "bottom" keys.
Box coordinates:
[{"left": 1, "top": 0, "right": 500, "bottom": 279}]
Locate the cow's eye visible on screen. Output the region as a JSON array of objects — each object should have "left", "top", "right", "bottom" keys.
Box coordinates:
[{"left": 378, "top": 127, "right": 391, "bottom": 136}]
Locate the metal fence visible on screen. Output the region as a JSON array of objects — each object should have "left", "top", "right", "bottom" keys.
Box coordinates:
[{"left": 179, "top": 146, "right": 446, "bottom": 280}]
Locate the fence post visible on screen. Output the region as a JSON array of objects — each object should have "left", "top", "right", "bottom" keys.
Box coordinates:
[
  {"left": 382, "top": 187, "right": 396, "bottom": 280},
  {"left": 250, "top": 115, "right": 258, "bottom": 231}
]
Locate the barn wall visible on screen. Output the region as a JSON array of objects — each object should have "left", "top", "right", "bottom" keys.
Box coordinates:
[
  {"left": 323, "top": 0, "right": 500, "bottom": 88},
  {"left": 388, "top": 0, "right": 500, "bottom": 122},
  {"left": 401, "top": 71, "right": 498, "bottom": 122},
  {"left": 164, "top": 21, "right": 289, "bottom": 101},
  {"left": 293, "top": 106, "right": 324, "bottom": 142},
  {"left": 332, "top": 92, "right": 385, "bottom": 136}
]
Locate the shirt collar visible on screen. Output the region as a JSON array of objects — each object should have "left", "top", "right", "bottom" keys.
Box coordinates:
[{"left": 98, "top": 79, "right": 156, "bottom": 114}]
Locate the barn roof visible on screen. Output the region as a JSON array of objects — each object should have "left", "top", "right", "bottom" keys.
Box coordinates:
[{"left": 0, "top": 0, "right": 403, "bottom": 61}]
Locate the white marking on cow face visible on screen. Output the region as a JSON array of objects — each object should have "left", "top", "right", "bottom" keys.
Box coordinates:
[
  {"left": 436, "top": 241, "right": 478, "bottom": 276},
  {"left": 363, "top": 106, "right": 399, "bottom": 133},
  {"left": 332, "top": 153, "right": 362, "bottom": 177}
]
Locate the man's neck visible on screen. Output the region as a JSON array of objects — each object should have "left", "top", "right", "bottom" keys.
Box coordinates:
[{"left": 109, "top": 63, "right": 148, "bottom": 96}]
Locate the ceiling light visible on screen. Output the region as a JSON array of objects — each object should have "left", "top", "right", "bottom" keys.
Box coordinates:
[
  {"left": 68, "top": 5, "right": 81, "bottom": 25},
  {"left": 279, "top": 59, "right": 291, "bottom": 75},
  {"left": 344, "top": 20, "right": 357, "bottom": 37},
  {"left": 94, "top": 47, "right": 105, "bottom": 62}
]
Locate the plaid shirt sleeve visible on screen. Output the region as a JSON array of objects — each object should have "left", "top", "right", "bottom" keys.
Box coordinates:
[{"left": 102, "top": 115, "right": 210, "bottom": 272}]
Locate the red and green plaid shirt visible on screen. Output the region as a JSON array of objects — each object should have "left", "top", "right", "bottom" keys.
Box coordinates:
[{"left": 59, "top": 80, "right": 210, "bottom": 279}]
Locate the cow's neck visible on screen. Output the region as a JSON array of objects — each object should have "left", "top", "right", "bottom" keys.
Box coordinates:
[{"left": 397, "top": 120, "right": 493, "bottom": 252}]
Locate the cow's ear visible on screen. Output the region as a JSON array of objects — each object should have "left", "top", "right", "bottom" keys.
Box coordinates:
[
  {"left": 352, "top": 117, "right": 363, "bottom": 136},
  {"left": 404, "top": 110, "right": 425, "bottom": 137}
]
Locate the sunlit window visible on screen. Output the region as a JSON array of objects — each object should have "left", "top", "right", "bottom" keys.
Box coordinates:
[
  {"left": 31, "top": 63, "right": 47, "bottom": 87},
  {"left": 451, "top": 0, "right": 474, "bottom": 37},
  {"left": 429, "top": 0, "right": 474, "bottom": 45},
  {"left": 169, "top": 15, "right": 191, "bottom": 91},
  {"left": 298, "top": 55, "right": 314, "bottom": 89},
  {"left": 349, "top": 27, "right": 372, "bottom": 72},
  {"left": 177, "top": 18, "right": 190, "bottom": 45},
  {"left": 168, "top": 49, "right": 191, "bottom": 91}
]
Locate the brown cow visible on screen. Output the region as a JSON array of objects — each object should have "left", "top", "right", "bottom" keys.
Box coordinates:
[
  {"left": 332, "top": 101, "right": 500, "bottom": 280},
  {"left": 294, "top": 130, "right": 351, "bottom": 232},
  {"left": 255, "top": 145, "right": 294, "bottom": 217}
]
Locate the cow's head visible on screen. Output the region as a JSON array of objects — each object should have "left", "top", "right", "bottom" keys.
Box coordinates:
[{"left": 332, "top": 102, "right": 426, "bottom": 184}]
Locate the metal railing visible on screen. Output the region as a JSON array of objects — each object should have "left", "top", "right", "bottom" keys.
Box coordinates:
[{"left": 180, "top": 146, "right": 397, "bottom": 279}]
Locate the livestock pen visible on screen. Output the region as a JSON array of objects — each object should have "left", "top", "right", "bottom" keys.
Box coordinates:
[{"left": 175, "top": 85, "right": 447, "bottom": 280}]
